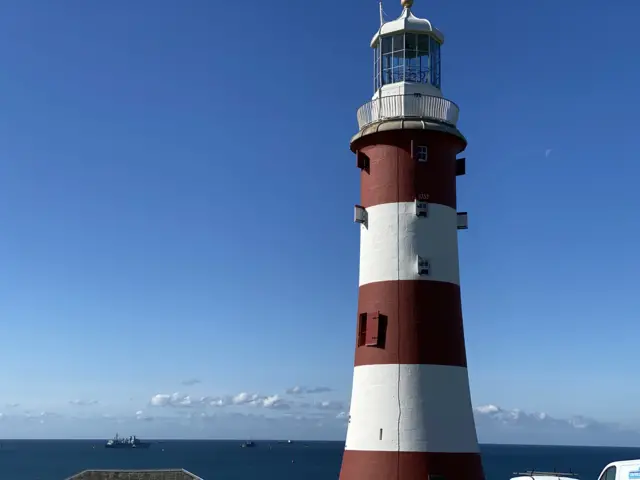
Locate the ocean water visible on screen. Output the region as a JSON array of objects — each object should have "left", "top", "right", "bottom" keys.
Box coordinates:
[{"left": 1, "top": 441, "right": 640, "bottom": 480}]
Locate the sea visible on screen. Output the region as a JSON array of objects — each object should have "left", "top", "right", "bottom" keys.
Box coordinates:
[{"left": 0, "top": 441, "right": 639, "bottom": 480}]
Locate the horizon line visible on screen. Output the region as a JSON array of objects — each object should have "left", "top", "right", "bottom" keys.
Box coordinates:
[{"left": 1, "top": 439, "right": 639, "bottom": 449}]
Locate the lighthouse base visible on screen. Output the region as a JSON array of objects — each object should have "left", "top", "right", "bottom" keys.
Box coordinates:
[{"left": 339, "top": 450, "right": 485, "bottom": 480}]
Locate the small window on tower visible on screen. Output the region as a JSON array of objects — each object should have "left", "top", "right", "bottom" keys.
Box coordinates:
[
  {"left": 416, "top": 146, "right": 428, "bottom": 162},
  {"left": 416, "top": 199, "right": 428, "bottom": 217},
  {"left": 417, "top": 256, "right": 430, "bottom": 276}
]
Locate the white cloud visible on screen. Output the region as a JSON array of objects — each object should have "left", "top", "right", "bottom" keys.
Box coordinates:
[
  {"left": 474, "top": 404, "right": 590, "bottom": 428},
  {"left": 69, "top": 399, "right": 99, "bottom": 406},
  {"left": 5, "top": 403, "right": 19, "bottom": 408},
  {"left": 214, "top": 392, "right": 293, "bottom": 410},
  {"left": 148, "top": 385, "right": 341, "bottom": 413},
  {"left": 23, "top": 411, "right": 60, "bottom": 424},
  {"left": 135, "top": 410, "right": 153, "bottom": 422},
  {"left": 150, "top": 393, "right": 208, "bottom": 408},
  {"left": 150, "top": 391, "right": 293, "bottom": 410},
  {"left": 545, "top": 148, "right": 552, "bottom": 158},
  {"left": 261, "top": 395, "right": 291, "bottom": 410},
  {"left": 312, "top": 400, "right": 345, "bottom": 411},
  {"left": 286, "top": 386, "right": 332, "bottom": 395},
  {"left": 209, "top": 397, "right": 227, "bottom": 407},
  {"left": 24, "top": 411, "right": 58, "bottom": 419},
  {"left": 181, "top": 379, "right": 201, "bottom": 386},
  {"left": 232, "top": 392, "right": 259, "bottom": 406}
]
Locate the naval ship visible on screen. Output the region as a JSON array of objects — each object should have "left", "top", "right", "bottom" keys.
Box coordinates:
[{"left": 105, "top": 433, "right": 151, "bottom": 449}]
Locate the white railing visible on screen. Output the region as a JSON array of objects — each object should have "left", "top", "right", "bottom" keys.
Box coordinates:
[{"left": 356, "top": 94, "right": 460, "bottom": 129}]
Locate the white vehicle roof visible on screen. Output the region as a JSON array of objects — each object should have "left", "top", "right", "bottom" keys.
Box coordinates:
[
  {"left": 599, "top": 459, "right": 640, "bottom": 479},
  {"left": 603, "top": 459, "right": 640, "bottom": 468},
  {"left": 511, "top": 459, "right": 640, "bottom": 480}
]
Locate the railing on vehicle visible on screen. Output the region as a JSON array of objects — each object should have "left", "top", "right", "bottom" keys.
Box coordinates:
[
  {"left": 64, "top": 468, "right": 204, "bottom": 480},
  {"left": 512, "top": 469, "right": 580, "bottom": 479},
  {"left": 356, "top": 93, "right": 460, "bottom": 130}
]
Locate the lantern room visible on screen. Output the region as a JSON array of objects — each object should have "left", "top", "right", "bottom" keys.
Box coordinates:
[{"left": 370, "top": 0, "right": 445, "bottom": 98}]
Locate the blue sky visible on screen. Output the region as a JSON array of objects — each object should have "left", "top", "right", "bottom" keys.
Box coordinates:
[{"left": 1, "top": 0, "right": 639, "bottom": 443}]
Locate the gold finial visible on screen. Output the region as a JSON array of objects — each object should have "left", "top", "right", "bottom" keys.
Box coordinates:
[{"left": 401, "top": 0, "right": 413, "bottom": 8}]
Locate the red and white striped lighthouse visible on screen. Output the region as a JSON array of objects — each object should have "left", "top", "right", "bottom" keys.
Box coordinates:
[{"left": 340, "top": 1, "right": 485, "bottom": 479}]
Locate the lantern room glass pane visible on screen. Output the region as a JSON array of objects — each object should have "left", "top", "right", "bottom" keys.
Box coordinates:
[
  {"left": 430, "top": 36, "right": 441, "bottom": 88},
  {"left": 382, "top": 53, "right": 392, "bottom": 70},
  {"left": 382, "top": 37, "right": 392, "bottom": 54},
  {"left": 405, "top": 50, "right": 419, "bottom": 83},
  {"left": 382, "top": 69, "right": 393, "bottom": 85},
  {"left": 374, "top": 44, "right": 380, "bottom": 91},
  {"left": 392, "top": 50, "right": 403, "bottom": 68},
  {"left": 418, "top": 35, "right": 429, "bottom": 52},
  {"left": 419, "top": 51, "right": 429, "bottom": 83},
  {"left": 405, "top": 33, "right": 417, "bottom": 51},
  {"left": 392, "top": 34, "right": 404, "bottom": 52}
]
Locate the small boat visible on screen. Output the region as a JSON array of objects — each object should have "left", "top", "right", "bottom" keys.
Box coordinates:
[{"left": 241, "top": 441, "right": 256, "bottom": 448}]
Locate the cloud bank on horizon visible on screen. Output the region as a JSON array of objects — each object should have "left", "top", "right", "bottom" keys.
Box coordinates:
[
  {"left": 473, "top": 404, "right": 640, "bottom": 446},
  {"left": 1, "top": 387, "right": 640, "bottom": 445}
]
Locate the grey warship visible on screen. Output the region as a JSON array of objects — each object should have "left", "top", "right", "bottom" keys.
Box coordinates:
[{"left": 105, "top": 434, "right": 150, "bottom": 449}]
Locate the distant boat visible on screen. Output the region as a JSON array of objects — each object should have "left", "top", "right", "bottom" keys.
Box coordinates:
[
  {"left": 241, "top": 441, "right": 256, "bottom": 448},
  {"left": 105, "top": 434, "right": 150, "bottom": 449}
]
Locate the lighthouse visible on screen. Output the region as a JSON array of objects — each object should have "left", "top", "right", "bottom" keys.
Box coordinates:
[{"left": 340, "top": 0, "right": 485, "bottom": 479}]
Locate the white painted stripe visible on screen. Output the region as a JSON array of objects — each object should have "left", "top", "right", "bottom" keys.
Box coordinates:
[
  {"left": 345, "top": 363, "right": 480, "bottom": 453},
  {"left": 359, "top": 202, "right": 460, "bottom": 287}
]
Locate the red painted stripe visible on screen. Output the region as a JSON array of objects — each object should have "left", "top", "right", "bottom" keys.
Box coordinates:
[
  {"left": 355, "top": 280, "right": 467, "bottom": 367},
  {"left": 357, "top": 131, "right": 464, "bottom": 210},
  {"left": 340, "top": 450, "right": 485, "bottom": 480}
]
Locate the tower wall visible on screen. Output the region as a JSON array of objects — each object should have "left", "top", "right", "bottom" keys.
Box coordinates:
[{"left": 339, "top": 129, "right": 485, "bottom": 480}]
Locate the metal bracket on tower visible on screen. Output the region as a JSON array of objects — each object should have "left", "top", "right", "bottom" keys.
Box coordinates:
[
  {"left": 456, "top": 158, "right": 466, "bottom": 176},
  {"left": 354, "top": 205, "right": 368, "bottom": 227},
  {"left": 457, "top": 212, "right": 468, "bottom": 230}
]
